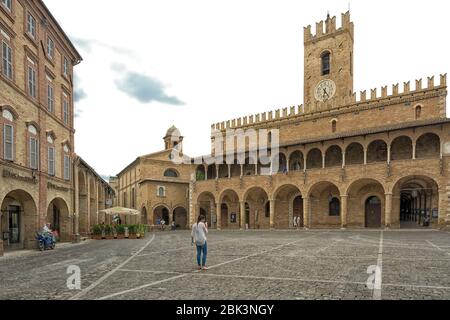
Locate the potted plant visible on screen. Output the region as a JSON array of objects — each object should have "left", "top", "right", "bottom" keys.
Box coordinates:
[
  {"left": 104, "top": 225, "right": 114, "bottom": 240},
  {"left": 128, "top": 225, "right": 137, "bottom": 239},
  {"left": 92, "top": 225, "right": 103, "bottom": 240},
  {"left": 116, "top": 225, "right": 125, "bottom": 239}
]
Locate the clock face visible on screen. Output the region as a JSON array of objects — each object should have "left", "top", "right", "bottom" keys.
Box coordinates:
[{"left": 315, "top": 79, "right": 336, "bottom": 102}]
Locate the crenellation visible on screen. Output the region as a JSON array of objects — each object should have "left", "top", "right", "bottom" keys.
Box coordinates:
[
  {"left": 304, "top": 25, "right": 312, "bottom": 42},
  {"left": 325, "top": 15, "right": 337, "bottom": 33},
  {"left": 428, "top": 76, "right": 435, "bottom": 89},
  {"left": 316, "top": 21, "right": 324, "bottom": 36},
  {"left": 371, "top": 88, "right": 377, "bottom": 100},
  {"left": 393, "top": 84, "right": 399, "bottom": 96},
  {"left": 404, "top": 81, "right": 411, "bottom": 94},
  {"left": 441, "top": 74, "right": 447, "bottom": 86},
  {"left": 211, "top": 73, "right": 445, "bottom": 131},
  {"left": 290, "top": 106, "right": 296, "bottom": 116},
  {"left": 416, "top": 79, "right": 422, "bottom": 91},
  {"left": 360, "top": 90, "right": 367, "bottom": 102},
  {"left": 381, "top": 86, "right": 388, "bottom": 98}
]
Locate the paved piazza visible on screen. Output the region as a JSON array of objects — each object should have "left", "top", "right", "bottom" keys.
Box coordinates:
[{"left": 1, "top": 230, "right": 450, "bottom": 300}]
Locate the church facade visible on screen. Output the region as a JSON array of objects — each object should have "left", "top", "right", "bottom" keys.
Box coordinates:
[{"left": 116, "top": 12, "right": 450, "bottom": 230}]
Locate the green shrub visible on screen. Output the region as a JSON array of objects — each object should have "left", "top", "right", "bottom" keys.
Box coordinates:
[
  {"left": 104, "top": 225, "right": 113, "bottom": 236},
  {"left": 92, "top": 225, "right": 103, "bottom": 236},
  {"left": 128, "top": 225, "right": 137, "bottom": 235},
  {"left": 116, "top": 224, "right": 125, "bottom": 235}
]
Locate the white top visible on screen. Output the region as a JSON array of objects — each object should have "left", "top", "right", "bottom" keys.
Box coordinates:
[{"left": 191, "top": 222, "right": 208, "bottom": 245}]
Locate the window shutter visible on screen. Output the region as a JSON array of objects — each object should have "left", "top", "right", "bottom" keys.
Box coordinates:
[
  {"left": 29, "top": 137, "right": 38, "bottom": 169},
  {"left": 64, "top": 154, "right": 70, "bottom": 180},
  {"left": 48, "top": 147, "right": 55, "bottom": 176},
  {"left": 4, "top": 124, "right": 13, "bottom": 160}
]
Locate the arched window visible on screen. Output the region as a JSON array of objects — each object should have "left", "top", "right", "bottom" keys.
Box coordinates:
[
  {"left": 63, "top": 144, "right": 71, "bottom": 181},
  {"left": 47, "top": 135, "right": 55, "bottom": 176},
  {"left": 329, "top": 198, "right": 340, "bottom": 216},
  {"left": 321, "top": 51, "right": 331, "bottom": 76},
  {"left": 164, "top": 169, "right": 179, "bottom": 178},
  {"left": 28, "top": 125, "right": 38, "bottom": 170},
  {"left": 2, "top": 109, "right": 15, "bottom": 161},
  {"left": 157, "top": 186, "right": 166, "bottom": 197},
  {"left": 415, "top": 106, "right": 422, "bottom": 120},
  {"left": 331, "top": 120, "right": 337, "bottom": 133},
  {"left": 268, "top": 131, "right": 272, "bottom": 145}
]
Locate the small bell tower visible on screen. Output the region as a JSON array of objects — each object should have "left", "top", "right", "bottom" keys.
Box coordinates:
[{"left": 164, "top": 125, "right": 183, "bottom": 152}]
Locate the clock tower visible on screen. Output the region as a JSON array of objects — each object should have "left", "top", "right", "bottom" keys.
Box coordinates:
[{"left": 303, "top": 11, "right": 354, "bottom": 112}]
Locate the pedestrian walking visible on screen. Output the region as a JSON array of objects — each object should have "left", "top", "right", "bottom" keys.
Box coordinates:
[{"left": 191, "top": 215, "right": 209, "bottom": 271}]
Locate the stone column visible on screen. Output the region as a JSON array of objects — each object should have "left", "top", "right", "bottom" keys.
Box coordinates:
[
  {"left": 228, "top": 165, "right": 231, "bottom": 179},
  {"left": 342, "top": 151, "right": 346, "bottom": 168},
  {"left": 322, "top": 153, "right": 326, "bottom": 169},
  {"left": 303, "top": 197, "right": 310, "bottom": 229},
  {"left": 364, "top": 147, "right": 368, "bottom": 165},
  {"left": 341, "top": 195, "right": 348, "bottom": 228},
  {"left": 412, "top": 142, "right": 417, "bottom": 160},
  {"left": 240, "top": 164, "right": 244, "bottom": 177},
  {"left": 216, "top": 203, "right": 222, "bottom": 230},
  {"left": 74, "top": 166, "right": 80, "bottom": 238},
  {"left": 216, "top": 166, "right": 219, "bottom": 180},
  {"left": 387, "top": 144, "right": 391, "bottom": 164},
  {"left": 438, "top": 191, "right": 447, "bottom": 227},
  {"left": 385, "top": 193, "right": 393, "bottom": 228},
  {"left": 240, "top": 201, "right": 246, "bottom": 230},
  {"left": 270, "top": 199, "right": 276, "bottom": 230}
]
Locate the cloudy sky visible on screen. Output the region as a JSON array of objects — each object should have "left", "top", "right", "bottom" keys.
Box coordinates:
[{"left": 44, "top": 0, "right": 450, "bottom": 180}]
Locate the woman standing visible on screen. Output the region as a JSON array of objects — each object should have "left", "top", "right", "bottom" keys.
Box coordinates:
[{"left": 191, "top": 215, "right": 208, "bottom": 270}]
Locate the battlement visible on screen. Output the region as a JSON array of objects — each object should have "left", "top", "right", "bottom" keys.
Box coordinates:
[
  {"left": 304, "top": 11, "right": 354, "bottom": 43},
  {"left": 211, "top": 74, "right": 447, "bottom": 132}
]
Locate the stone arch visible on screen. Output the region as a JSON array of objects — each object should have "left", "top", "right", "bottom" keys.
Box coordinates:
[
  {"left": 243, "top": 187, "right": 269, "bottom": 229},
  {"left": 289, "top": 151, "right": 304, "bottom": 171},
  {"left": 273, "top": 184, "right": 303, "bottom": 229},
  {"left": 391, "top": 136, "right": 413, "bottom": 161},
  {"left": 173, "top": 206, "right": 188, "bottom": 229},
  {"left": 346, "top": 179, "right": 386, "bottom": 228},
  {"left": 277, "top": 152, "right": 288, "bottom": 173},
  {"left": 325, "top": 145, "right": 342, "bottom": 168},
  {"left": 47, "top": 198, "right": 70, "bottom": 241},
  {"left": 218, "top": 189, "right": 240, "bottom": 229},
  {"left": 345, "top": 143, "right": 364, "bottom": 165},
  {"left": 416, "top": 133, "right": 440, "bottom": 159},
  {"left": 206, "top": 165, "right": 216, "bottom": 180},
  {"left": 0, "top": 189, "right": 38, "bottom": 250},
  {"left": 367, "top": 140, "right": 388, "bottom": 163},
  {"left": 307, "top": 181, "right": 341, "bottom": 228},
  {"left": 306, "top": 148, "right": 323, "bottom": 170},
  {"left": 196, "top": 191, "right": 216, "bottom": 229},
  {"left": 392, "top": 175, "right": 439, "bottom": 228},
  {"left": 196, "top": 165, "right": 206, "bottom": 181},
  {"left": 152, "top": 204, "right": 170, "bottom": 226}
]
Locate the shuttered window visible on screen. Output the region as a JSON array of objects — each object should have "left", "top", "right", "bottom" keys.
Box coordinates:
[
  {"left": 28, "top": 65, "right": 37, "bottom": 98},
  {"left": 3, "top": 124, "right": 13, "bottom": 161},
  {"left": 64, "top": 154, "right": 70, "bottom": 181},
  {"left": 29, "top": 137, "right": 38, "bottom": 169},
  {"left": 48, "top": 147, "right": 55, "bottom": 176},
  {"left": 2, "top": 41, "right": 12, "bottom": 79}
]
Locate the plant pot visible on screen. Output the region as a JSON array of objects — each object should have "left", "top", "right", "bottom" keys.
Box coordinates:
[
  {"left": 105, "top": 235, "right": 114, "bottom": 240},
  {"left": 129, "top": 234, "right": 137, "bottom": 239},
  {"left": 117, "top": 235, "right": 125, "bottom": 239},
  {"left": 92, "top": 235, "right": 102, "bottom": 240}
]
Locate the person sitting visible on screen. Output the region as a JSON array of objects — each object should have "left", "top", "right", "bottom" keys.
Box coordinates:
[{"left": 171, "top": 221, "right": 176, "bottom": 231}]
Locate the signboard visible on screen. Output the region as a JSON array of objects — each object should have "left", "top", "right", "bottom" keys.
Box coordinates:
[{"left": 432, "top": 208, "right": 439, "bottom": 219}]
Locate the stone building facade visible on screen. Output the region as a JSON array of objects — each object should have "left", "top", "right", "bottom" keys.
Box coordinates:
[
  {"left": 0, "top": 0, "right": 113, "bottom": 255},
  {"left": 117, "top": 12, "right": 450, "bottom": 231},
  {"left": 115, "top": 126, "right": 190, "bottom": 229}
]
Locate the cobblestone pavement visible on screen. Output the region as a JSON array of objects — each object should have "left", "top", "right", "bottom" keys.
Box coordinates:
[{"left": 1, "top": 230, "right": 449, "bottom": 300}]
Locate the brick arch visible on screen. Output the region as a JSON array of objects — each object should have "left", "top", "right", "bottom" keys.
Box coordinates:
[{"left": 218, "top": 189, "right": 240, "bottom": 203}]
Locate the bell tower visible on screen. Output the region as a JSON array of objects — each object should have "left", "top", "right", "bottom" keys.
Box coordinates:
[
  {"left": 303, "top": 11, "right": 354, "bottom": 112},
  {"left": 164, "top": 125, "right": 183, "bottom": 152}
]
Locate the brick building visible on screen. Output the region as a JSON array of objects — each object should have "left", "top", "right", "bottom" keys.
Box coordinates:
[
  {"left": 116, "top": 12, "right": 450, "bottom": 231},
  {"left": 0, "top": 0, "right": 113, "bottom": 255}
]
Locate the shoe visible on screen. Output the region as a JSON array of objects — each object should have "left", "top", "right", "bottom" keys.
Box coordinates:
[
  {"left": 202, "top": 266, "right": 208, "bottom": 271},
  {"left": 197, "top": 266, "right": 202, "bottom": 271}
]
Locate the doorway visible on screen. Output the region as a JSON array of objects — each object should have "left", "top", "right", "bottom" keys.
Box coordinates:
[
  {"left": 365, "top": 196, "right": 382, "bottom": 228},
  {"left": 8, "top": 206, "right": 21, "bottom": 245}
]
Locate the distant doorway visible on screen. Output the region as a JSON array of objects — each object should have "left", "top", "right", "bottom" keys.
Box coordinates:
[{"left": 365, "top": 196, "right": 382, "bottom": 228}]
